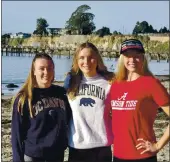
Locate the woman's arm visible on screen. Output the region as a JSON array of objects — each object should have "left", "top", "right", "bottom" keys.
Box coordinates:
[
  {"left": 155, "top": 105, "right": 169, "bottom": 151},
  {"left": 136, "top": 104, "right": 170, "bottom": 154},
  {"left": 136, "top": 78, "right": 170, "bottom": 154},
  {"left": 63, "top": 89, "right": 72, "bottom": 125},
  {"left": 11, "top": 97, "right": 26, "bottom": 162},
  {"left": 63, "top": 73, "right": 71, "bottom": 91}
]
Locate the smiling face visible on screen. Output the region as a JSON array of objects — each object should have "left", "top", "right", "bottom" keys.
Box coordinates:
[
  {"left": 77, "top": 48, "right": 97, "bottom": 77},
  {"left": 123, "top": 49, "right": 144, "bottom": 73},
  {"left": 34, "top": 58, "right": 54, "bottom": 88}
]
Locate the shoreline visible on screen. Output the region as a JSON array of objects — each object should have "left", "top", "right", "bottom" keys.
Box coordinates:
[
  {"left": 154, "top": 74, "right": 170, "bottom": 81},
  {"left": 2, "top": 35, "right": 169, "bottom": 60},
  {"left": 2, "top": 74, "right": 169, "bottom": 100}
]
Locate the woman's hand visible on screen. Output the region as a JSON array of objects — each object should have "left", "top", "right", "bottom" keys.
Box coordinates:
[{"left": 136, "top": 138, "right": 159, "bottom": 154}]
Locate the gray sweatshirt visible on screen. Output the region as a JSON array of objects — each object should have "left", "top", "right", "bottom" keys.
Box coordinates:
[{"left": 66, "top": 74, "right": 113, "bottom": 149}]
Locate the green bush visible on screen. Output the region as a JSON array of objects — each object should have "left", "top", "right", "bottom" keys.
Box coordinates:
[{"left": 8, "top": 38, "right": 24, "bottom": 46}]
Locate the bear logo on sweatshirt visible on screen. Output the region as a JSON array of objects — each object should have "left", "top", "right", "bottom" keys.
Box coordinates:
[{"left": 80, "top": 98, "right": 96, "bottom": 107}]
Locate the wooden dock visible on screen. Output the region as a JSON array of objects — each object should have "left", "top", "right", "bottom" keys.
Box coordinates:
[{"left": 1, "top": 46, "right": 169, "bottom": 61}]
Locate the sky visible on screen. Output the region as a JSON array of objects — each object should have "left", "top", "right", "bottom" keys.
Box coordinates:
[{"left": 1, "top": 1, "right": 169, "bottom": 34}]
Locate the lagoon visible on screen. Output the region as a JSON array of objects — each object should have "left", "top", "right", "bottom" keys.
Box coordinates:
[{"left": 2, "top": 55, "right": 169, "bottom": 95}]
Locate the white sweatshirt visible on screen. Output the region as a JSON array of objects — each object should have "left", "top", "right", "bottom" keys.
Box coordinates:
[{"left": 67, "top": 74, "right": 113, "bottom": 149}]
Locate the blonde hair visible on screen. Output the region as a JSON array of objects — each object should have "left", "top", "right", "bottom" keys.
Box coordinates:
[
  {"left": 67, "top": 42, "right": 114, "bottom": 99},
  {"left": 115, "top": 53, "right": 154, "bottom": 82},
  {"left": 12, "top": 53, "right": 54, "bottom": 118}
]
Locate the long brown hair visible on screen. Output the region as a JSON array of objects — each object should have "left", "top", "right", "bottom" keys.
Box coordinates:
[
  {"left": 67, "top": 42, "right": 114, "bottom": 100},
  {"left": 12, "top": 53, "right": 54, "bottom": 117}
]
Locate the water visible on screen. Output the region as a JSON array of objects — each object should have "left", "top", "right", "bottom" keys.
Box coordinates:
[{"left": 2, "top": 55, "right": 169, "bottom": 95}]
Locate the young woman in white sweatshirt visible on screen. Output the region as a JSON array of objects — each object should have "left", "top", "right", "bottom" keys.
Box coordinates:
[{"left": 64, "top": 42, "right": 114, "bottom": 162}]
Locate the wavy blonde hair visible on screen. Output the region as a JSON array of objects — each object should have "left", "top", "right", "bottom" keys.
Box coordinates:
[
  {"left": 115, "top": 52, "right": 154, "bottom": 82},
  {"left": 67, "top": 42, "right": 114, "bottom": 99},
  {"left": 11, "top": 53, "right": 54, "bottom": 118}
]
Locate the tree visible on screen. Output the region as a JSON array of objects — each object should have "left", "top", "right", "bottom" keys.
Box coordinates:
[
  {"left": 132, "top": 21, "right": 157, "bottom": 34},
  {"left": 65, "top": 4, "right": 96, "bottom": 35},
  {"left": 33, "top": 18, "right": 49, "bottom": 36},
  {"left": 1, "top": 33, "right": 11, "bottom": 45},
  {"left": 48, "top": 28, "right": 57, "bottom": 38},
  {"left": 95, "top": 27, "right": 111, "bottom": 37},
  {"left": 147, "top": 25, "right": 154, "bottom": 33},
  {"left": 113, "top": 30, "right": 122, "bottom": 35},
  {"left": 2, "top": 33, "right": 11, "bottom": 39},
  {"left": 159, "top": 26, "right": 169, "bottom": 33}
]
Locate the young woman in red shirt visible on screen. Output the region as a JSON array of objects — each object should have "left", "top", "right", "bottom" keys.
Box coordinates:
[{"left": 110, "top": 39, "right": 169, "bottom": 162}]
